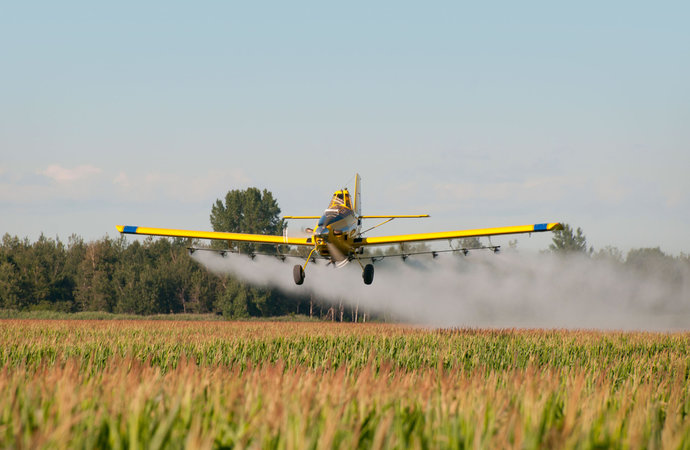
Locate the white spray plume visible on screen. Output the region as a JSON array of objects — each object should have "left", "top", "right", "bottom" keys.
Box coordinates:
[{"left": 191, "top": 250, "right": 690, "bottom": 331}]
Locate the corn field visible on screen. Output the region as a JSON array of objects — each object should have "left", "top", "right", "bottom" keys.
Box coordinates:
[{"left": 0, "top": 320, "right": 688, "bottom": 448}]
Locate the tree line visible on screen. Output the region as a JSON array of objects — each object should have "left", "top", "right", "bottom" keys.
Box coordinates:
[
  {"left": 0, "top": 233, "right": 331, "bottom": 318},
  {"left": 1, "top": 189, "right": 688, "bottom": 318}
]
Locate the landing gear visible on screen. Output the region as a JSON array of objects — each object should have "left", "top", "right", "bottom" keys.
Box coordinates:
[
  {"left": 362, "top": 264, "right": 374, "bottom": 285},
  {"left": 294, "top": 248, "right": 318, "bottom": 285},
  {"left": 293, "top": 264, "right": 305, "bottom": 285}
]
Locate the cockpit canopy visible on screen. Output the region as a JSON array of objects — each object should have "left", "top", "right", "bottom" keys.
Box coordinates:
[{"left": 328, "top": 189, "right": 352, "bottom": 209}]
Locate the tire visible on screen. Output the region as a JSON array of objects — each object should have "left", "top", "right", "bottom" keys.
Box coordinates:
[
  {"left": 362, "top": 264, "right": 374, "bottom": 285},
  {"left": 293, "top": 264, "right": 305, "bottom": 285}
]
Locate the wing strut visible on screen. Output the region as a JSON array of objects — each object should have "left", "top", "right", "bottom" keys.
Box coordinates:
[{"left": 360, "top": 218, "right": 395, "bottom": 235}]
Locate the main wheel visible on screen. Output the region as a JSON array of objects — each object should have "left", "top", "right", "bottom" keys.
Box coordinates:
[
  {"left": 293, "top": 264, "right": 305, "bottom": 285},
  {"left": 362, "top": 264, "right": 374, "bottom": 285}
]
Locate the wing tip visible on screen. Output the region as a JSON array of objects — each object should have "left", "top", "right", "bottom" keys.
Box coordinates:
[
  {"left": 116, "top": 225, "right": 138, "bottom": 234},
  {"left": 534, "top": 223, "right": 564, "bottom": 232}
]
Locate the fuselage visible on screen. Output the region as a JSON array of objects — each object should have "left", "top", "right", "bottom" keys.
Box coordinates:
[{"left": 313, "top": 189, "right": 360, "bottom": 260}]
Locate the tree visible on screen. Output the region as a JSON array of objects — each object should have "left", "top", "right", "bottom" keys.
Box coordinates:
[
  {"left": 0, "top": 261, "right": 22, "bottom": 309},
  {"left": 0, "top": 234, "right": 28, "bottom": 309},
  {"left": 111, "top": 237, "right": 217, "bottom": 315},
  {"left": 210, "top": 188, "right": 284, "bottom": 254},
  {"left": 216, "top": 278, "right": 251, "bottom": 318},
  {"left": 207, "top": 187, "right": 315, "bottom": 318},
  {"left": 593, "top": 245, "right": 623, "bottom": 263},
  {"left": 75, "top": 237, "right": 119, "bottom": 312},
  {"left": 549, "top": 224, "right": 591, "bottom": 254}
]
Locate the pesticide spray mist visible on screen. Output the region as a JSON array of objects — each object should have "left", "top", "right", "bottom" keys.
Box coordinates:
[{"left": 191, "top": 250, "right": 690, "bottom": 331}]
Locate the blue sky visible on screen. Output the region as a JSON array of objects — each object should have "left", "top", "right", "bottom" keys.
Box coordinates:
[{"left": 1, "top": 2, "right": 689, "bottom": 253}]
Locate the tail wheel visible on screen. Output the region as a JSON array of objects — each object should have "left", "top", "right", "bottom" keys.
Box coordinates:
[
  {"left": 293, "top": 264, "right": 305, "bottom": 285},
  {"left": 362, "top": 264, "right": 374, "bottom": 285}
]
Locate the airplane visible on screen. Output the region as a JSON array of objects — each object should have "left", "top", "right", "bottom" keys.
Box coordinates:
[{"left": 117, "top": 174, "right": 562, "bottom": 285}]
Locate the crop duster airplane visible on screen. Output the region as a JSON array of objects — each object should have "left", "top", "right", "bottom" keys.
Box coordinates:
[{"left": 117, "top": 174, "right": 562, "bottom": 285}]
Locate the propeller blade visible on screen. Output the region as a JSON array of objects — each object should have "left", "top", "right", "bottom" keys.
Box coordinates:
[
  {"left": 326, "top": 242, "right": 349, "bottom": 268},
  {"left": 284, "top": 224, "right": 313, "bottom": 239}
]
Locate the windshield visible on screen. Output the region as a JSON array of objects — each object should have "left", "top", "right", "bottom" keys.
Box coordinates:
[
  {"left": 328, "top": 191, "right": 352, "bottom": 209},
  {"left": 318, "top": 211, "right": 341, "bottom": 227}
]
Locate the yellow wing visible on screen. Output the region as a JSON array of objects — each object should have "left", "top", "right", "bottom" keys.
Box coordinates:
[
  {"left": 115, "top": 225, "right": 313, "bottom": 246},
  {"left": 355, "top": 223, "right": 563, "bottom": 247}
]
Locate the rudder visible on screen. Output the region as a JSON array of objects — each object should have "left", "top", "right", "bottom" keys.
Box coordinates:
[{"left": 353, "top": 173, "right": 362, "bottom": 217}]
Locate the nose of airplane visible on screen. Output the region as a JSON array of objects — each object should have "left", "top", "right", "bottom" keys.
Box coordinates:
[{"left": 315, "top": 227, "right": 330, "bottom": 239}]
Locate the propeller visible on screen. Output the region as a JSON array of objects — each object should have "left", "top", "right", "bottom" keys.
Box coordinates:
[
  {"left": 282, "top": 224, "right": 316, "bottom": 260},
  {"left": 326, "top": 241, "right": 349, "bottom": 268},
  {"left": 283, "top": 224, "right": 313, "bottom": 239}
]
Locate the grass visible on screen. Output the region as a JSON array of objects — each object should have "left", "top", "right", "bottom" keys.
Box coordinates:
[{"left": 0, "top": 320, "right": 688, "bottom": 448}]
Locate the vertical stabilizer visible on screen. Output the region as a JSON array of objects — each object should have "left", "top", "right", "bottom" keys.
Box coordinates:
[{"left": 353, "top": 173, "right": 362, "bottom": 217}]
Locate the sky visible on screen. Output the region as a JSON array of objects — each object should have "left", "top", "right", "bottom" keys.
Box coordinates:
[{"left": 1, "top": 1, "right": 689, "bottom": 254}]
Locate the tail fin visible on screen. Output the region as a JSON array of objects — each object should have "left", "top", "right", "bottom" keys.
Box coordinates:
[{"left": 353, "top": 173, "right": 362, "bottom": 217}]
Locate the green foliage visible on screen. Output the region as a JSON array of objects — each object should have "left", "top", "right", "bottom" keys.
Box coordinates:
[
  {"left": 625, "top": 247, "right": 686, "bottom": 288},
  {"left": 0, "top": 310, "right": 224, "bottom": 320},
  {"left": 75, "top": 236, "right": 120, "bottom": 312},
  {"left": 0, "top": 233, "right": 219, "bottom": 316},
  {"left": 549, "top": 223, "right": 591, "bottom": 254},
  {"left": 626, "top": 247, "right": 669, "bottom": 268},
  {"left": 217, "top": 278, "right": 251, "bottom": 318},
  {"left": 593, "top": 245, "right": 624, "bottom": 263},
  {"left": 112, "top": 238, "right": 219, "bottom": 315},
  {"left": 0, "top": 234, "right": 81, "bottom": 311},
  {"left": 208, "top": 187, "right": 312, "bottom": 317},
  {"left": 0, "top": 229, "right": 318, "bottom": 320},
  {"left": 0, "top": 261, "right": 21, "bottom": 309},
  {"left": 209, "top": 187, "right": 284, "bottom": 254}
]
